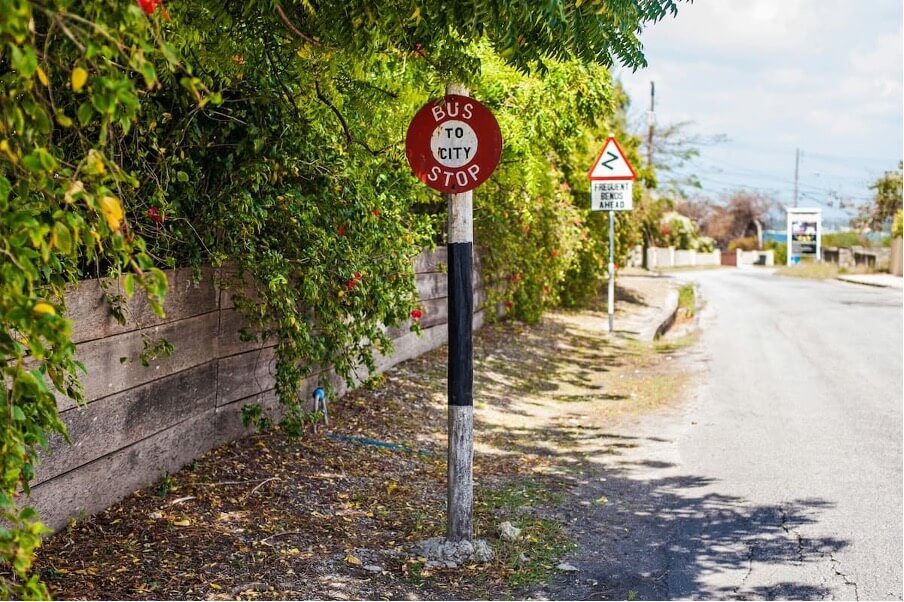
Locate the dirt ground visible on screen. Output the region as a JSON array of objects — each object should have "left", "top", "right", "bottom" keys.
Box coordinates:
[{"left": 33, "top": 277, "right": 699, "bottom": 600}]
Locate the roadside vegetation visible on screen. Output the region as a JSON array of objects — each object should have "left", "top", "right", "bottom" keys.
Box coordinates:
[
  {"left": 773, "top": 263, "right": 871, "bottom": 280},
  {"left": 0, "top": 0, "right": 695, "bottom": 595}
]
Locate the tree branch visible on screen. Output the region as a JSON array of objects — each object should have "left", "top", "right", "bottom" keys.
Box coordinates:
[
  {"left": 314, "top": 81, "right": 391, "bottom": 157},
  {"left": 275, "top": 5, "right": 322, "bottom": 47}
]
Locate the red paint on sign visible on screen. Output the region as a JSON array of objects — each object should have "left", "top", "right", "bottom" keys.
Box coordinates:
[{"left": 405, "top": 94, "right": 502, "bottom": 194}]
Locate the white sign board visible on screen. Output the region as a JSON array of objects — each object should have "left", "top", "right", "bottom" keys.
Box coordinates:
[
  {"left": 592, "top": 180, "right": 633, "bottom": 211},
  {"left": 588, "top": 136, "right": 636, "bottom": 212},
  {"left": 785, "top": 207, "right": 822, "bottom": 265}
]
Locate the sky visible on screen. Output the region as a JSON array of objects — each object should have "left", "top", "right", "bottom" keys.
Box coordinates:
[{"left": 615, "top": 0, "right": 903, "bottom": 229}]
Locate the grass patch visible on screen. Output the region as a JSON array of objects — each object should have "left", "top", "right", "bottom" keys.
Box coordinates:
[
  {"left": 774, "top": 263, "right": 840, "bottom": 279},
  {"left": 655, "top": 264, "right": 725, "bottom": 273},
  {"left": 474, "top": 481, "right": 574, "bottom": 589},
  {"left": 479, "top": 481, "right": 565, "bottom": 513},
  {"left": 495, "top": 519, "right": 575, "bottom": 589},
  {"left": 677, "top": 283, "right": 695, "bottom": 317},
  {"left": 654, "top": 331, "right": 698, "bottom": 354},
  {"left": 774, "top": 263, "right": 875, "bottom": 280}
]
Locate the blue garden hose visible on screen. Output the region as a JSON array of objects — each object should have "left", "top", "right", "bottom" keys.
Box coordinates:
[{"left": 325, "top": 433, "right": 437, "bottom": 456}]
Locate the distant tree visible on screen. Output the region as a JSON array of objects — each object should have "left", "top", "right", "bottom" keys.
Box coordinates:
[
  {"left": 853, "top": 163, "right": 903, "bottom": 232},
  {"left": 674, "top": 196, "right": 714, "bottom": 231},
  {"left": 703, "top": 191, "right": 775, "bottom": 248}
]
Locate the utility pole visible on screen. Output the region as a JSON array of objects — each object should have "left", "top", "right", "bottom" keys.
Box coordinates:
[
  {"left": 445, "top": 82, "right": 474, "bottom": 543},
  {"left": 793, "top": 148, "right": 800, "bottom": 208},
  {"left": 647, "top": 81, "right": 655, "bottom": 168},
  {"left": 641, "top": 81, "right": 655, "bottom": 271}
]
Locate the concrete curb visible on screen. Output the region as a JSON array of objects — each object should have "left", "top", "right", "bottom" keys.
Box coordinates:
[
  {"left": 836, "top": 275, "right": 904, "bottom": 289},
  {"left": 641, "top": 288, "right": 680, "bottom": 342}
]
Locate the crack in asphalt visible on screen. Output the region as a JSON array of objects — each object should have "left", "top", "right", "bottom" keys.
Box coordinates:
[
  {"left": 732, "top": 542, "right": 755, "bottom": 598},
  {"left": 779, "top": 505, "right": 806, "bottom": 563},
  {"left": 829, "top": 554, "right": 860, "bottom": 601}
]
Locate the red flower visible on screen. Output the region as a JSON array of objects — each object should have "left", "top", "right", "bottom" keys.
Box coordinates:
[
  {"left": 337, "top": 226, "right": 346, "bottom": 236},
  {"left": 505, "top": 301, "right": 514, "bottom": 310},
  {"left": 346, "top": 278, "right": 357, "bottom": 291},
  {"left": 147, "top": 207, "right": 163, "bottom": 225},
  {"left": 550, "top": 248, "right": 560, "bottom": 258},
  {"left": 410, "top": 308, "right": 423, "bottom": 320},
  {"left": 354, "top": 272, "right": 362, "bottom": 280},
  {"left": 137, "top": 0, "right": 160, "bottom": 15},
  {"left": 372, "top": 209, "right": 381, "bottom": 217},
  {"left": 510, "top": 273, "right": 523, "bottom": 282}
]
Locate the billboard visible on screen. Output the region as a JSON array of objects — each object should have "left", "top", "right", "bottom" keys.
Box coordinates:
[{"left": 786, "top": 208, "right": 822, "bottom": 265}]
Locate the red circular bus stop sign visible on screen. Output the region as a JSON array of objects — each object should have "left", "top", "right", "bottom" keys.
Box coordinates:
[{"left": 405, "top": 94, "right": 503, "bottom": 194}]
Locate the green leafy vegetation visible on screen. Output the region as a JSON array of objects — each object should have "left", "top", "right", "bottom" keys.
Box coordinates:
[
  {"left": 822, "top": 231, "right": 875, "bottom": 248},
  {"left": 854, "top": 163, "right": 902, "bottom": 233},
  {"left": 1, "top": 0, "right": 687, "bottom": 594}
]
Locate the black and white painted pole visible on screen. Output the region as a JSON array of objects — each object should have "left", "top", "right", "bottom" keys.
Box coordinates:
[
  {"left": 405, "top": 84, "right": 502, "bottom": 544},
  {"left": 445, "top": 83, "right": 474, "bottom": 542}
]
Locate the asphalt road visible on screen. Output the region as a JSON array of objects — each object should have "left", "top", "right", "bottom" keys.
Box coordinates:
[{"left": 546, "top": 268, "right": 902, "bottom": 600}]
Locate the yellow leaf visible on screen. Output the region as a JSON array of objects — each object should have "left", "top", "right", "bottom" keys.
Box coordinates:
[
  {"left": 33, "top": 302, "right": 57, "bottom": 316},
  {"left": 64, "top": 180, "right": 84, "bottom": 204},
  {"left": 85, "top": 149, "right": 105, "bottom": 175},
  {"left": 386, "top": 481, "right": 398, "bottom": 494},
  {"left": 71, "top": 67, "right": 88, "bottom": 92},
  {"left": 209, "top": 583, "right": 222, "bottom": 590},
  {"left": 172, "top": 518, "right": 191, "bottom": 527},
  {"left": 0, "top": 139, "right": 16, "bottom": 164},
  {"left": 99, "top": 195, "right": 124, "bottom": 230},
  {"left": 36, "top": 67, "right": 49, "bottom": 86},
  {"left": 345, "top": 554, "right": 361, "bottom": 566}
]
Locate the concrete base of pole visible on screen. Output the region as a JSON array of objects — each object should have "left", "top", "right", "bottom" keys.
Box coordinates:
[
  {"left": 414, "top": 537, "right": 494, "bottom": 568},
  {"left": 447, "top": 404, "right": 474, "bottom": 541}
]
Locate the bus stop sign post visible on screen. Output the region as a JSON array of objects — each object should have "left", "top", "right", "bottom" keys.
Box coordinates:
[{"left": 406, "top": 86, "right": 502, "bottom": 544}]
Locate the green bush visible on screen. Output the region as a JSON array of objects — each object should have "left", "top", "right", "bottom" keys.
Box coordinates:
[
  {"left": 728, "top": 236, "right": 758, "bottom": 251},
  {"left": 764, "top": 240, "right": 787, "bottom": 265},
  {"left": 822, "top": 231, "right": 872, "bottom": 248}
]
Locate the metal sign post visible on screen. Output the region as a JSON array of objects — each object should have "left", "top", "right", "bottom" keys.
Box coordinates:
[
  {"left": 406, "top": 86, "right": 502, "bottom": 543},
  {"left": 589, "top": 136, "right": 637, "bottom": 334},
  {"left": 608, "top": 211, "right": 615, "bottom": 333}
]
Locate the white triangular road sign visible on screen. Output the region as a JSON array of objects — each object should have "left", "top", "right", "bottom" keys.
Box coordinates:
[{"left": 589, "top": 136, "right": 637, "bottom": 180}]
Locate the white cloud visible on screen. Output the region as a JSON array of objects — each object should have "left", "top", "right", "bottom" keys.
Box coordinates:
[{"left": 616, "top": 0, "right": 903, "bottom": 205}]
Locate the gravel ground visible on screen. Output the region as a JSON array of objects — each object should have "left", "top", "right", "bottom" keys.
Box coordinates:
[{"left": 33, "top": 274, "right": 697, "bottom": 600}]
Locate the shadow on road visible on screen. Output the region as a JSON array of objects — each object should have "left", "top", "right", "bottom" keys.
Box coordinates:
[{"left": 480, "top": 427, "right": 848, "bottom": 600}]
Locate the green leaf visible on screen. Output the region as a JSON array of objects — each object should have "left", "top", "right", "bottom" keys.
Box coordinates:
[
  {"left": 140, "top": 62, "right": 157, "bottom": 89},
  {"left": 10, "top": 44, "right": 37, "bottom": 78},
  {"left": 51, "top": 222, "right": 73, "bottom": 254},
  {"left": 77, "top": 102, "right": 94, "bottom": 126},
  {"left": 123, "top": 273, "right": 136, "bottom": 297}
]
